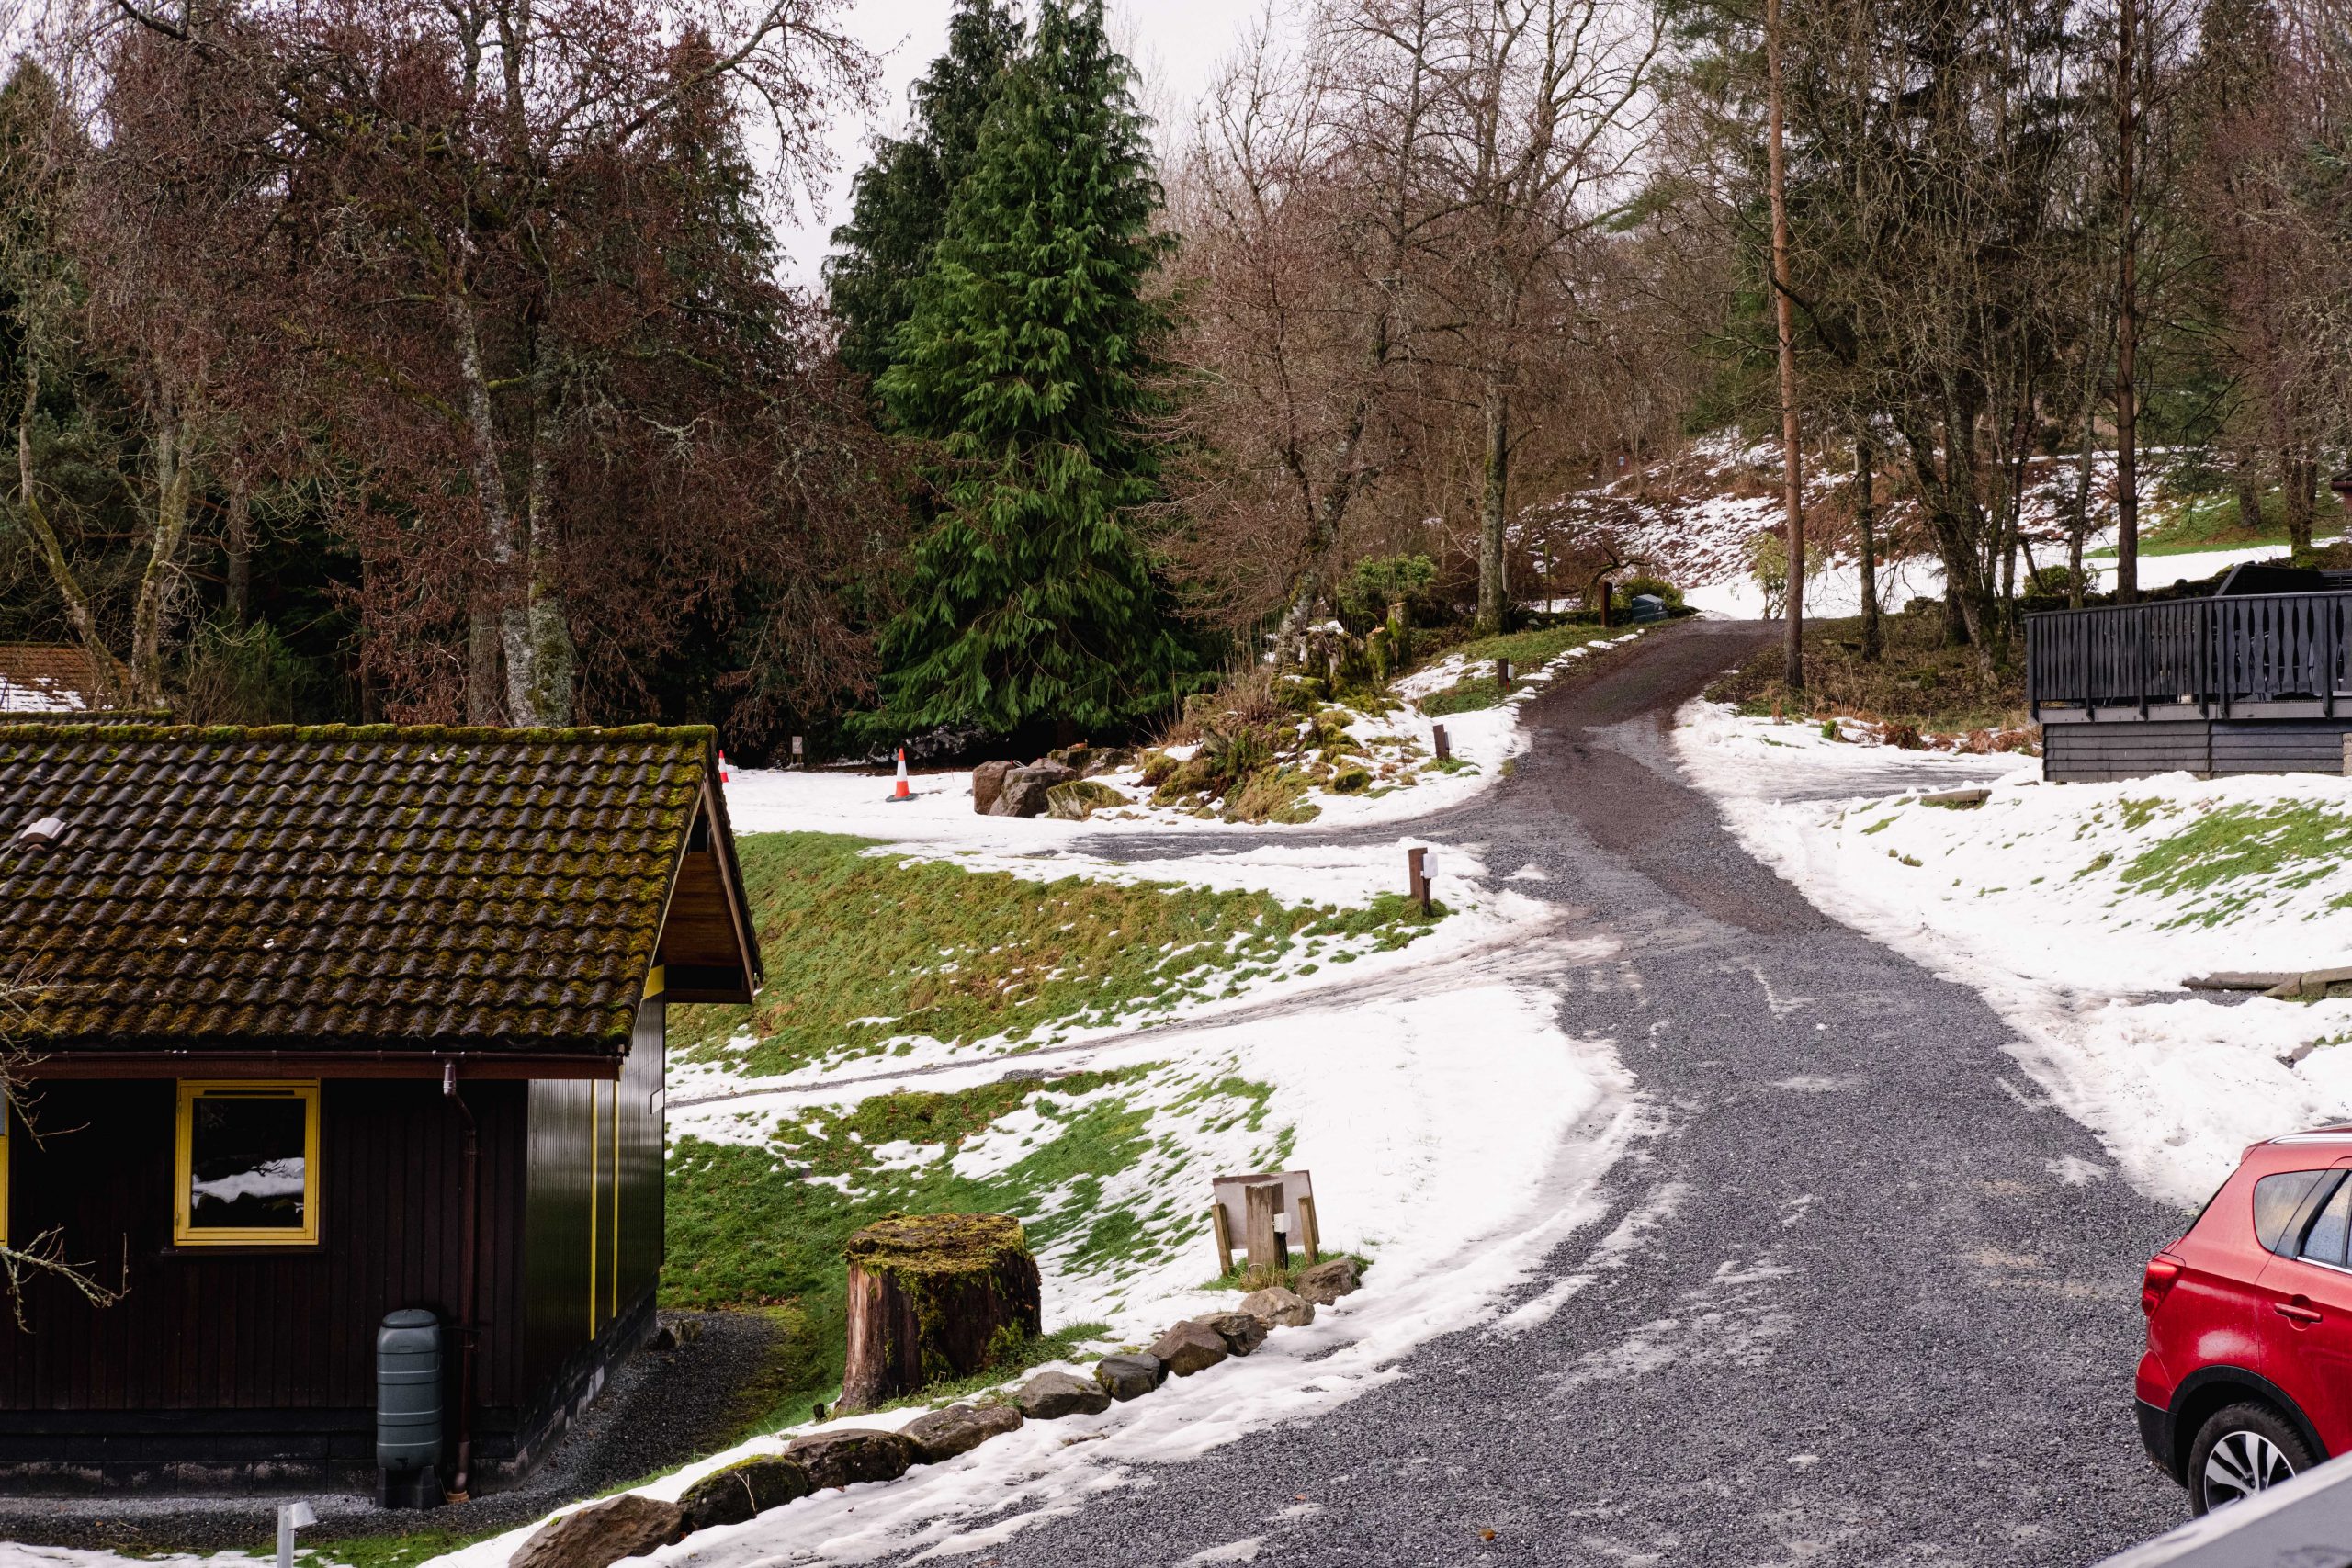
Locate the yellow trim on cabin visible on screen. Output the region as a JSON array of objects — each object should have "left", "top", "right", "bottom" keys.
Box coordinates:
[
  {"left": 173, "top": 1081, "right": 322, "bottom": 1247},
  {"left": 609, "top": 1075, "right": 622, "bottom": 1322},
  {"left": 586, "top": 1079, "right": 600, "bottom": 1334},
  {"left": 641, "top": 965, "right": 665, "bottom": 999}
]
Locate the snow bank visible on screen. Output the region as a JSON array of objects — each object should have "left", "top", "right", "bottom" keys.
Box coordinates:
[{"left": 1677, "top": 700, "right": 2352, "bottom": 1210}]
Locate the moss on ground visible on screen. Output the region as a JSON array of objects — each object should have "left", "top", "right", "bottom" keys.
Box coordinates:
[
  {"left": 1412, "top": 622, "right": 1636, "bottom": 715},
  {"left": 672, "top": 832, "right": 1442, "bottom": 1075}
]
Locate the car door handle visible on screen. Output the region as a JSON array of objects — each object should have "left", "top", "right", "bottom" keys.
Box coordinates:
[{"left": 2278, "top": 1297, "right": 2325, "bottom": 1325}]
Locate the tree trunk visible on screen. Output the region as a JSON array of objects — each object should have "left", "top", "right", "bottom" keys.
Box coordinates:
[
  {"left": 14, "top": 363, "right": 130, "bottom": 703},
  {"left": 2234, "top": 452, "right": 2265, "bottom": 537},
  {"left": 447, "top": 284, "right": 538, "bottom": 723},
  {"left": 2068, "top": 407, "right": 2096, "bottom": 609},
  {"left": 130, "top": 399, "right": 195, "bottom": 708},
  {"left": 2112, "top": 0, "right": 2140, "bottom": 604},
  {"left": 2284, "top": 446, "right": 2316, "bottom": 555},
  {"left": 1767, "top": 0, "right": 1805, "bottom": 691},
  {"left": 1476, "top": 375, "right": 1510, "bottom": 636},
  {"left": 224, "top": 468, "right": 252, "bottom": 626},
  {"left": 839, "top": 1214, "right": 1041, "bottom": 1413},
  {"left": 1855, "top": 438, "right": 1880, "bottom": 661}
]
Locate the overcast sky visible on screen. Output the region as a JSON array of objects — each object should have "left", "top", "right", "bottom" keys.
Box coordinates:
[{"left": 772, "top": 0, "right": 1272, "bottom": 287}]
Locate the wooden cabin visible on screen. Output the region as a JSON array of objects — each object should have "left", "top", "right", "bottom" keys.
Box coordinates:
[
  {"left": 0, "top": 724, "right": 760, "bottom": 1495},
  {"left": 2029, "top": 565, "right": 2352, "bottom": 782},
  {"left": 0, "top": 644, "right": 110, "bottom": 715}
]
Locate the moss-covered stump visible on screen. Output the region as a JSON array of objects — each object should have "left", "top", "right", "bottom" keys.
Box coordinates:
[{"left": 839, "top": 1213, "right": 1042, "bottom": 1411}]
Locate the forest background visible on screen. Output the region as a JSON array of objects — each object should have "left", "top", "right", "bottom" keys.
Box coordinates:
[{"left": 3, "top": 0, "right": 2347, "bottom": 758}]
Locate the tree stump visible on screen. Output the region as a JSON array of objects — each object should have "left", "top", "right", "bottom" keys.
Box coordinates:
[{"left": 839, "top": 1213, "right": 1041, "bottom": 1411}]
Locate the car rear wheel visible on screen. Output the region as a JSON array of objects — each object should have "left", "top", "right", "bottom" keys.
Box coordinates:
[{"left": 2188, "top": 1402, "right": 2314, "bottom": 1515}]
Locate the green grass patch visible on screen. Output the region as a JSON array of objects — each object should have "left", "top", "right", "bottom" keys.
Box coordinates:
[
  {"left": 673, "top": 832, "right": 1442, "bottom": 1076},
  {"left": 1446, "top": 621, "right": 1634, "bottom": 669},
  {"left": 2119, "top": 802, "right": 2352, "bottom": 925},
  {"left": 314, "top": 1532, "right": 482, "bottom": 1568},
  {"left": 663, "top": 1066, "right": 1288, "bottom": 1430}
]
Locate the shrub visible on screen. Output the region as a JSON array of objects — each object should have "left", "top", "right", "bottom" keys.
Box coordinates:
[{"left": 1615, "top": 573, "right": 1684, "bottom": 609}]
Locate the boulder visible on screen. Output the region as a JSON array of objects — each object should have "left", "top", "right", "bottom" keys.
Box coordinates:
[
  {"left": 509, "top": 1495, "right": 682, "bottom": 1568},
  {"left": 1197, "top": 1312, "right": 1269, "bottom": 1357},
  {"left": 901, "top": 1402, "right": 1023, "bottom": 1464},
  {"left": 1148, "top": 1319, "right": 1229, "bottom": 1377},
  {"left": 1012, "top": 1369, "right": 1113, "bottom": 1419},
  {"left": 1093, "top": 1353, "right": 1164, "bottom": 1402},
  {"left": 988, "top": 761, "right": 1077, "bottom": 818},
  {"left": 676, "top": 1458, "right": 813, "bottom": 1532},
  {"left": 783, "top": 1428, "right": 912, "bottom": 1491},
  {"left": 1295, "top": 1258, "right": 1363, "bottom": 1305},
  {"left": 1045, "top": 780, "right": 1127, "bottom": 821},
  {"left": 1238, "top": 1287, "right": 1316, "bottom": 1328},
  {"left": 1079, "top": 748, "right": 1133, "bottom": 777},
  {"left": 971, "top": 760, "right": 1017, "bottom": 816}
]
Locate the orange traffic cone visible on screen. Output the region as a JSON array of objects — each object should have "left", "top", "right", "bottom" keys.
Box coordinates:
[{"left": 892, "top": 748, "right": 911, "bottom": 801}]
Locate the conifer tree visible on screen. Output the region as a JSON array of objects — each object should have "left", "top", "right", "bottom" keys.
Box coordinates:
[
  {"left": 826, "top": 0, "right": 1023, "bottom": 382},
  {"left": 871, "top": 0, "right": 1189, "bottom": 738}
]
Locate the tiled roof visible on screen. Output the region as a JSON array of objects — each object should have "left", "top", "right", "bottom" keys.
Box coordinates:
[
  {"left": 0, "top": 724, "right": 736, "bottom": 1054},
  {"left": 0, "top": 643, "right": 107, "bottom": 713}
]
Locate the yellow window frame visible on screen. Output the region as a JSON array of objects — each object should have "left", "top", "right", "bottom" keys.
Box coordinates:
[{"left": 174, "top": 1080, "right": 322, "bottom": 1247}]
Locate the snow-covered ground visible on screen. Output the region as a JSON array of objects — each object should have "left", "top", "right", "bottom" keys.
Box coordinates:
[{"left": 1677, "top": 700, "right": 2352, "bottom": 1213}]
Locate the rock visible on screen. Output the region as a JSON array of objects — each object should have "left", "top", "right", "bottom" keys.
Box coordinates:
[
  {"left": 901, "top": 1402, "right": 1023, "bottom": 1464},
  {"left": 1148, "top": 1319, "right": 1230, "bottom": 1377},
  {"left": 1197, "top": 1312, "right": 1269, "bottom": 1357},
  {"left": 676, "top": 1458, "right": 813, "bottom": 1532},
  {"left": 1093, "top": 1353, "right": 1164, "bottom": 1401},
  {"left": 1045, "top": 779, "right": 1126, "bottom": 820},
  {"left": 783, "top": 1428, "right": 912, "bottom": 1491},
  {"left": 1295, "top": 1258, "right": 1363, "bottom": 1305},
  {"left": 509, "top": 1495, "right": 683, "bottom": 1568},
  {"left": 1080, "top": 748, "right": 1133, "bottom": 777},
  {"left": 971, "top": 760, "right": 1016, "bottom": 815},
  {"left": 1012, "top": 1368, "right": 1113, "bottom": 1419},
  {"left": 988, "top": 761, "right": 1077, "bottom": 818},
  {"left": 1238, "top": 1287, "right": 1315, "bottom": 1327}
]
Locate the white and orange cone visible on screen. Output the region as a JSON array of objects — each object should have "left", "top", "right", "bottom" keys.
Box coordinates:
[{"left": 892, "top": 748, "right": 911, "bottom": 801}]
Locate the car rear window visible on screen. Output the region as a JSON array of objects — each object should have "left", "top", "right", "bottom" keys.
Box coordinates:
[
  {"left": 2256, "top": 1170, "right": 2334, "bottom": 1251},
  {"left": 2306, "top": 1181, "right": 2352, "bottom": 1266}
]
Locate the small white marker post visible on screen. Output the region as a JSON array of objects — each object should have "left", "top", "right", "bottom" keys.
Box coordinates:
[{"left": 277, "top": 1501, "right": 317, "bottom": 1568}]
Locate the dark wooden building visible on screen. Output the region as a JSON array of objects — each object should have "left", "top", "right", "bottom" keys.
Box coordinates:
[
  {"left": 0, "top": 724, "right": 760, "bottom": 1495},
  {"left": 2030, "top": 565, "right": 2352, "bottom": 782}
]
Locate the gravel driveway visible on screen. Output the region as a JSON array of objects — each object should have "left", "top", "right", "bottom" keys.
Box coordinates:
[{"left": 911, "top": 619, "right": 2190, "bottom": 1567}]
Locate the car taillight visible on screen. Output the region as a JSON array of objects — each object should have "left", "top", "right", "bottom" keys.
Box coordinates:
[{"left": 2143, "top": 1254, "right": 2185, "bottom": 1316}]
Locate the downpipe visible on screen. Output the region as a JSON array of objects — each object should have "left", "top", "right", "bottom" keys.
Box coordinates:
[{"left": 443, "top": 1062, "right": 480, "bottom": 1501}]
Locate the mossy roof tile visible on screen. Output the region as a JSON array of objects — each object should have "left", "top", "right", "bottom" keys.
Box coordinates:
[{"left": 0, "top": 722, "right": 719, "bottom": 1054}]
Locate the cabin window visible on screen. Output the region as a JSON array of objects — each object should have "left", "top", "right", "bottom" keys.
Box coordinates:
[{"left": 174, "top": 1081, "right": 320, "bottom": 1246}]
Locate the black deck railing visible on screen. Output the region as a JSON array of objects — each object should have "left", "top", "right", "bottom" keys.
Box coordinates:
[{"left": 2026, "top": 591, "right": 2352, "bottom": 719}]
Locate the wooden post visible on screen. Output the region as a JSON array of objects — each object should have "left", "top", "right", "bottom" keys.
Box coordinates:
[
  {"left": 1211, "top": 1202, "right": 1235, "bottom": 1277},
  {"left": 1295, "top": 1194, "right": 1321, "bottom": 1264},
  {"left": 1408, "top": 847, "right": 1430, "bottom": 914},
  {"left": 1244, "top": 1181, "right": 1282, "bottom": 1274},
  {"left": 1431, "top": 724, "right": 1451, "bottom": 761},
  {"left": 1497, "top": 657, "right": 1512, "bottom": 686}
]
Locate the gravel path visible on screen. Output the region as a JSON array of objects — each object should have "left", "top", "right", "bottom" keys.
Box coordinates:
[{"left": 891, "top": 619, "right": 2189, "bottom": 1567}]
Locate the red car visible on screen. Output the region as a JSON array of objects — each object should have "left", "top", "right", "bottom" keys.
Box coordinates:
[{"left": 2138, "top": 1129, "right": 2352, "bottom": 1512}]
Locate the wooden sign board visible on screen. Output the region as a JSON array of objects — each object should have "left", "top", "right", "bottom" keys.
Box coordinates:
[{"left": 1213, "top": 1169, "right": 1314, "bottom": 1235}]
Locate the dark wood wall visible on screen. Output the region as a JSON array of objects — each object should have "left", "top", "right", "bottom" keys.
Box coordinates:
[
  {"left": 0, "top": 1078, "right": 526, "bottom": 1476},
  {"left": 521, "top": 1002, "right": 665, "bottom": 1403},
  {"left": 2043, "top": 718, "right": 2352, "bottom": 782}
]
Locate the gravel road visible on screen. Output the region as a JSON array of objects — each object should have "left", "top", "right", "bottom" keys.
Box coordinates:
[{"left": 919, "top": 618, "right": 2190, "bottom": 1567}]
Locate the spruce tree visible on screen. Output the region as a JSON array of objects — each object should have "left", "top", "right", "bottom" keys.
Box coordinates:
[
  {"left": 871, "top": 0, "right": 1189, "bottom": 738},
  {"left": 825, "top": 0, "right": 1023, "bottom": 381}
]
